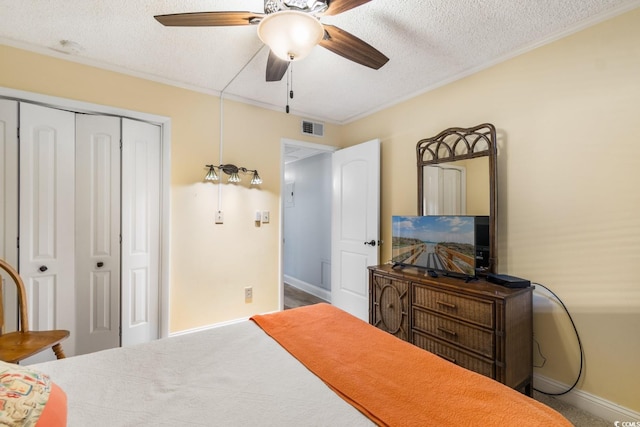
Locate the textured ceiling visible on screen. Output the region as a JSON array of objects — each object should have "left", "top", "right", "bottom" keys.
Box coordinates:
[{"left": 1, "top": 0, "right": 639, "bottom": 123}]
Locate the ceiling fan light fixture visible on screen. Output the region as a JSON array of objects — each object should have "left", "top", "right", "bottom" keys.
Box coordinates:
[{"left": 257, "top": 10, "right": 324, "bottom": 62}]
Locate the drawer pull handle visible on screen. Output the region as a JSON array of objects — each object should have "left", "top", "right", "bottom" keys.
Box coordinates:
[
  {"left": 437, "top": 326, "right": 457, "bottom": 337},
  {"left": 387, "top": 303, "right": 393, "bottom": 309},
  {"left": 436, "top": 300, "right": 456, "bottom": 309},
  {"left": 436, "top": 352, "right": 456, "bottom": 364}
]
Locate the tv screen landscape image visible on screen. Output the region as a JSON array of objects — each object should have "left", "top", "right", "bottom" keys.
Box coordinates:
[{"left": 392, "top": 215, "right": 488, "bottom": 277}]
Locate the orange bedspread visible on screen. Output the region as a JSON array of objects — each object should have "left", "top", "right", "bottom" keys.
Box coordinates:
[{"left": 251, "top": 303, "right": 571, "bottom": 427}]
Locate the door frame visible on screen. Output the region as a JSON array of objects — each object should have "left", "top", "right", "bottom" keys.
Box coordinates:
[
  {"left": 279, "top": 138, "right": 337, "bottom": 309},
  {"left": 0, "top": 86, "right": 172, "bottom": 339}
]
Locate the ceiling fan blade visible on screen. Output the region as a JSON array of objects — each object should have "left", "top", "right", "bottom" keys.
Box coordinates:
[
  {"left": 319, "top": 25, "right": 389, "bottom": 70},
  {"left": 266, "top": 50, "right": 290, "bottom": 82},
  {"left": 323, "top": 0, "right": 372, "bottom": 16},
  {"left": 154, "top": 11, "right": 263, "bottom": 27}
]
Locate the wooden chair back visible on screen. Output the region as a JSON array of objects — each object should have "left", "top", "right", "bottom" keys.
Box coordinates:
[
  {"left": 0, "top": 274, "right": 3, "bottom": 334},
  {"left": 0, "top": 258, "right": 29, "bottom": 334}
]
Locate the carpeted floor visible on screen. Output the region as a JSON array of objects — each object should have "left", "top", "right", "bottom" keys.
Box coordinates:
[{"left": 533, "top": 391, "right": 610, "bottom": 426}]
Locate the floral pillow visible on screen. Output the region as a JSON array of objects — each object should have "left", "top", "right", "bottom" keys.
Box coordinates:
[{"left": 0, "top": 360, "right": 67, "bottom": 427}]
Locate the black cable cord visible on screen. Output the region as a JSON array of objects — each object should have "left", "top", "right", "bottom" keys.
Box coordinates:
[
  {"left": 532, "top": 282, "right": 584, "bottom": 396},
  {"left": 533, "top": 336, "right": 547, "bottom": 368}
]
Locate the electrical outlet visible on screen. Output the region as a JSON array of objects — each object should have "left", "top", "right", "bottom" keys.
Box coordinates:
[
  {"left": 215, "top": 210, "right": 224, "bottom": 224},
  {"left": 261, "top": 211, "right": 270, "bottom": 223},
  {"left": 244, "top": 286, "right": 253, "bottom": 302}
]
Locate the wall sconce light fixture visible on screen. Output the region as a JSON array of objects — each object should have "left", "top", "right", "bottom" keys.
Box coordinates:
[{"left": 205, "top": 164, "right": 262, "bottom": 185}]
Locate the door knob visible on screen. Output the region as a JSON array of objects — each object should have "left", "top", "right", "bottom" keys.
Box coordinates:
[
  {"left": 364, "top": 240, "right": 377, "bottom": 247},
  {"left": 39, "top": 265, "right": 48, "bottom": 272},
  {"left": 97, "top": 262, "right": 104, "bottom": 268}
]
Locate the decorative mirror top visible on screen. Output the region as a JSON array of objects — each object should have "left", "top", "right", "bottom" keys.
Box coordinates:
[{"left": 417, "top": 123, "right": 495, "bottom": 164}]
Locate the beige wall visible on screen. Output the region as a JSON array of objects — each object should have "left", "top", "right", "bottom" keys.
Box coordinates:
[
  {"left": 1, "top": 6, "right": 639, "bottom": 413},
  {"left": 340, "top": 8, "right": 640, "bottom": 412},
  {"left": 0, "top": 44, "right": 341, "bottom": 332}
]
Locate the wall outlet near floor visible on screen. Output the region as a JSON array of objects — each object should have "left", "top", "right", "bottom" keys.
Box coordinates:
[{"left": 244, "top": 286, "right": 253, "bottom": 302}]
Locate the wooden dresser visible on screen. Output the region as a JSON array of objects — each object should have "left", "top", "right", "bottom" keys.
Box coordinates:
[{"left": 368, "top": 264, "right": 533, "bottom": 395}]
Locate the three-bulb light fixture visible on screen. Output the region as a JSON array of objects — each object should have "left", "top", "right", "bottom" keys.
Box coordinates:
[{"left": 204, "top": 164, "right": 262, "bottom": 185}]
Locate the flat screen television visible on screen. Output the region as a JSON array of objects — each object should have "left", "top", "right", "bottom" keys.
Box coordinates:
[{"left": 391, "top": 215, "right": 490, "bottom": 278}]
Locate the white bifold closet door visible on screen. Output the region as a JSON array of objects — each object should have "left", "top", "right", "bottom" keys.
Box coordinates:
[
  {"left": 75, "top": 116, "right": 160, "bottom": 353},
  {"left": 2, "top": 102, "right": 161, "bottom": 362},
  {"left": 0, "top": 99, "right": 19, "bottom": 332},
  {"left": 19, "top": 103, "right": 77, "bottom": 362},
  {"left": 75, "top": 114, "right": 122, "bottom": 355},
  {"left": 120, "top": 118, "right": 161, "bottom": 347}
]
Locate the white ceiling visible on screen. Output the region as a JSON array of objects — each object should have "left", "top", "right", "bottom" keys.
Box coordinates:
[{"left": 1, "top": 0, "right": 639, "bottom": 123}]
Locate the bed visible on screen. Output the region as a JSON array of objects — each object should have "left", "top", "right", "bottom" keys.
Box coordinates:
[{"left": 19, "top": 303, "right": 569, "bottom": 426}]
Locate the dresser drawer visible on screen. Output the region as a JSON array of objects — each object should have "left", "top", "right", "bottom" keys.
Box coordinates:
[
  {"left": 413, "top": 284, "right": 494, "bottom": 328},
  {"left": 413, "top": 331, "right": 495, "bottom": 378},
  {"left": 412, "top": 308, "right": 494, "bottom": 358}
]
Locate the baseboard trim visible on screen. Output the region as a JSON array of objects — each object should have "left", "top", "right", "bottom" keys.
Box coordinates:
[
  {"left": 284, "top": 275, "right": 331, "bottom": 302},
  {"left": 534, "top": 374, "right": 640, "bottom": 423},
  {"left": 169, "top": 317, "right": 248, "bottom": 337}
]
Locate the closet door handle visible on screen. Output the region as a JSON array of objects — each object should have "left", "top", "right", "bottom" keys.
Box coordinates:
[
  {"left": 39, "top": 265, "right": 48, "bottom": 272},
  {"left": 97, "top": 262, "right": 104, "bottom": 268},
  {"left": 364, "top": 240, "right": 377, "bottom": 246}
]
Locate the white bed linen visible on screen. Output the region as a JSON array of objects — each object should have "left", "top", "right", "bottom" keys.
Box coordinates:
[{"left": 34, "top": 320, "right": 373, "bottom": 427}]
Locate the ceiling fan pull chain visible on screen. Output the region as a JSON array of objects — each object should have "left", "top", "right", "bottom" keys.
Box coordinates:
[
  {"left": 285, "top": 64, "right": 290, "bottom": 113},
  {"left": 290, "top": 64, "right": 294, "bottom": 99},
  {"left": 285, "top": 63, "right": 294, "bottom": 113}
]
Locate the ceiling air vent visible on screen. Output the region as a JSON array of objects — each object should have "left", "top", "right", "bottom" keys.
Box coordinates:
[{"left": 301, "top": 120, "right": 324, "bottom": 137}]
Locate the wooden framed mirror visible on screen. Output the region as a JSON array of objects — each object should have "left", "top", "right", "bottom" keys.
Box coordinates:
[{"left": 416, "top": 123, "right": 497, "bottom": 273}]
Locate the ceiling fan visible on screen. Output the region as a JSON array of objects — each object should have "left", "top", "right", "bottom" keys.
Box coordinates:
[{"left": 154, "top": 0, "right": 389, "bottom": 82}]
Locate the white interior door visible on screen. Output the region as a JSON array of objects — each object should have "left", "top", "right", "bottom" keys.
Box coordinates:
[
  {"left": 0, "top": 99, "right": 19, "bottom": 332},
  {"left": 121, "top": 118, "right": 160, "bottom": 346},
  {"left": 331, "top": 139, "right": 380, "bottom": 321},
  {"left": 19, "top": 103, "right": 76, "bottom": 362},
  {"left": 75, "top": 114, "right": 121, "bottom": 354}
]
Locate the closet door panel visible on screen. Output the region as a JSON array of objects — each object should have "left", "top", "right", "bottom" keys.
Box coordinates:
[
  {"left": 75, "top": 114, "right": 121, "bottom": 355},
  {"left": 0, "top": 99, "right": 19, "bottom": 332},
  {"left": 121, "top": 118, "right": 160, "bottom": 347},
  {"left": 19, "top": 102, "right": 76, "bottom": 361}
]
